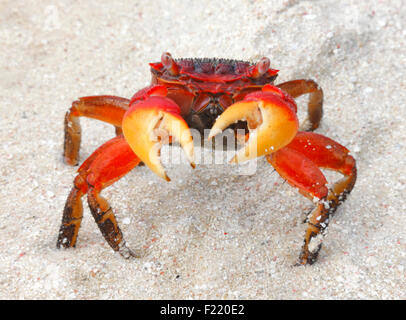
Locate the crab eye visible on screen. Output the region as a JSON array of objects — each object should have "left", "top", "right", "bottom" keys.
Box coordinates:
[
  {"left": 258, "top": 57, "right": 270, "bottom": 74},
  {"left": 161, "top": 52, "right": 179, "bottom": 76},
  {"left": 250, "top": 57, "right": 270, "bottom": 78},
  {"left": 161, "top": 52, "right": 172, "bottom": 66}
]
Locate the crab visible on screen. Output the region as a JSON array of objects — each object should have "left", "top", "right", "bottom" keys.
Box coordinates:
[{"left": 57, "top": 52, "right": 357, "bottom": 265}]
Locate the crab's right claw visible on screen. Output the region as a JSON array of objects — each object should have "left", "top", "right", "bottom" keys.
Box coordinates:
[
  {"left": 208, "top": 85, "right": 299, "bottom": 162},
  {"left": 122, "top": 95, "right": 194, "bottom": 181}
]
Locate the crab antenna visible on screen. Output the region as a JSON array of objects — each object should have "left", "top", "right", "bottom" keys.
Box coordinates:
[
  {"left": 161, "top": 52, "right": 179, "bottom": 76},
  {"left": 250, "top": 57, "right": 270, "bottom": 78}
]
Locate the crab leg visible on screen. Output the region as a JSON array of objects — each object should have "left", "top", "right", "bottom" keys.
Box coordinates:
[
  {"left": 64, "top": 96, "right": 130, "bottom": 165},
  {"left": 122, "top": 86, "right": 195, "bottom": 181},
  {"left": 277, "top": 79, "right": 323, "bottom": 131},
  {"left": 58, "top": 136, "right": 125, "bottom": 248},
  {"left": 267, "top": 132, "right": 357, "bottom": 265},
  {"left": 57, "top": 135, "right": 141, "bottom": 257},
  {"left": 208, "top": 85, "right": 299, "bottom": 162}
]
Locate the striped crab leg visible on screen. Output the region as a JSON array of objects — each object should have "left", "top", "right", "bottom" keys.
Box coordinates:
[{"left": 268, "top": 132, "right": 357, "bottom": 265}]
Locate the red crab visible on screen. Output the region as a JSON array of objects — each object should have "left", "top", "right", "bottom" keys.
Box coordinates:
[{"left": 57, "top": 52, "right": 357, "bottom": 265}]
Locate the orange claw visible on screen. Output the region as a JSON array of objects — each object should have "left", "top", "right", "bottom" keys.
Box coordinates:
[
  {"left": 208, "top": 85, "right": 299, "bottom": 162},
  {"left": 122, "top": 95, "right": 194, "bottom": 181}
]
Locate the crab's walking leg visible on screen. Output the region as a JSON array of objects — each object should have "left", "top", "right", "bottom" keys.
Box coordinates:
[
  {"left": 64, "top": 96, "right": 130, "bottom": 165},
  {"left": 267, "top": 132, "right": 356, "bottom": 265},
  {"left": 57, "top": 135, "right": 141, "bottom": 257},
  {"left": 277, "top": 79, "right": 323, "bottom": 131},
  {"left": 57, "top": 179, "right": 85, "bottom": 249},
  {"left": 57, "top": 137, "right": 121, "bottom": 248}
]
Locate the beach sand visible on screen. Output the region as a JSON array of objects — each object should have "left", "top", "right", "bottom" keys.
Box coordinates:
[{"left": 0, "top": 0, "right": 405, "bottom": 299}]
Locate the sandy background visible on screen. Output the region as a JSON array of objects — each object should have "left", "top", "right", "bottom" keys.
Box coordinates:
[{"left": 0, "top": 0, "right": 405, "bottom": 299}]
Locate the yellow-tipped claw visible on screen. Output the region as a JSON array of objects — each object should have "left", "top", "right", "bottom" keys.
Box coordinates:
[
  {"left": 208, "top": 92, "right": 299, "bottom": 163},
  {"left": 122, "top": 99, "right": 194, "bottom": 181}
]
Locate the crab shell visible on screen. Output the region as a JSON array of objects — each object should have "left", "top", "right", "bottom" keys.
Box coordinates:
[{"left": 149, "top": 53, "right": 277, "bottom": 112}]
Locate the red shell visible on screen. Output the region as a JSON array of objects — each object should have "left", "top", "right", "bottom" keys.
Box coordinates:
[{"left": 149, "top": 57, "right": 279, "bottom": 94}]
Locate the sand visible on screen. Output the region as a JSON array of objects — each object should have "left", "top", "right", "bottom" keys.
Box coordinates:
[{"left": 0, "top": 0, "right": 405, "bottom": 299}]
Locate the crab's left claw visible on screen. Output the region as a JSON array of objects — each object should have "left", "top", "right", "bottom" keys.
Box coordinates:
[
  {"left": 208, "top": 85, "right": 299, "bottom": 162},
  {"left": 122, "top": 93, "right": 194, "bottom": 181}
]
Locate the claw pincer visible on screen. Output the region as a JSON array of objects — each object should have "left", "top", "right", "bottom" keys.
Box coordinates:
[
  {"left": 209, "top": 85, "right": 299, "bottom": 163},
  {"left": 122, "top": 86, "right": 195, "bottom": 181}
]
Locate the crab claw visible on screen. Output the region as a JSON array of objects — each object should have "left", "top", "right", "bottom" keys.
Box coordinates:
[
  {"left": 208, "top": 85, "right": 299, "bottom": 163},
  {"left": 122, "top": 94, "right": 194, "bottom": 181}
]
